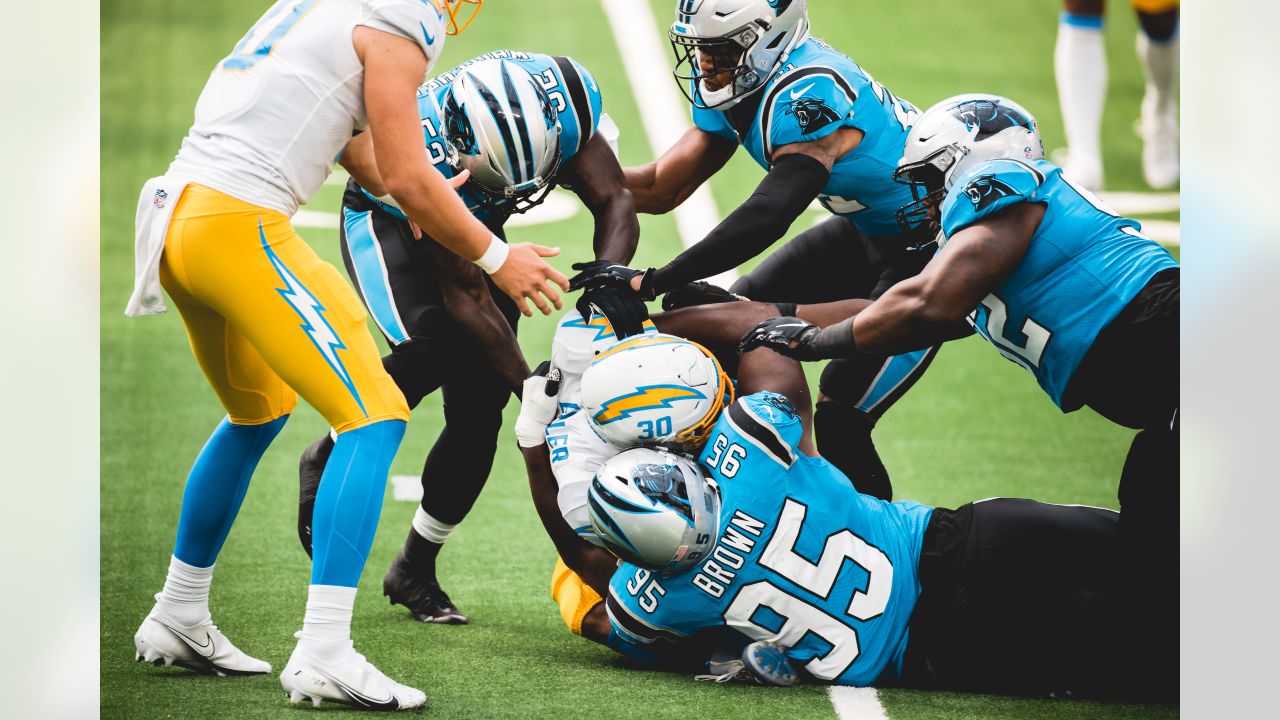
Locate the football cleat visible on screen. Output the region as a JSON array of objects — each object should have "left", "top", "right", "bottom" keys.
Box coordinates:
[
  {"left": 1139, "top": 89, "right": 1179, "bottom": 190},
  {"left": 280, "top": 642, "right": 427, "bottom": 711},
  {"left": 134, "top": 603, "right": 271, "bottom": 677},
  {"left": 695, "top": 641, "right": 800, "bottom": 686},
  {"left": 383, "top": 551, "right": 468, "bottom": 625}
]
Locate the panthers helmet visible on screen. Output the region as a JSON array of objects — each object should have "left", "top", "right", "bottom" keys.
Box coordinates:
[
  {"left": 587, "top": 447, "right": 722, "bottom": 572},
  {"left": 670, "top": 0, "right": 810, "bottom": 110},
  {"left": 893, "top": 94, "right": 1043, "bottom": 237},
  {"left": 581, "top": 334, "right": 734, "bottom": 452},
  {"left": 442, "top": 58, "right": 563, "bottom": 214}
]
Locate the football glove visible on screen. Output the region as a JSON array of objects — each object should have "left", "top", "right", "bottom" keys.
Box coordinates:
[
  {"left": 568, "top": 260, "right": 657, "bottom": 300},
  {"left": 514, "top": 361, "right": 562, "bottom": 448},
  {"left": 738, "top": 316, "right": 822, "bottom": 360},
  {"left": 695, "top": 641, "right": 800, "bottom": 687},
  {"left": 576, "top": 285, "right": 650, "bottom": 340},
  {"left": 660, "top": 281, "right": 745, "bottom": 311}
]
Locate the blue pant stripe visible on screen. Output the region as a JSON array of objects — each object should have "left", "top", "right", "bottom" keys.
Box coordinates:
[
  {"left": 343, "top": 208, "right": 410, "bottom": 345},
  {"left": 854, "top": 348, "right": 933, "bottom": 414}
]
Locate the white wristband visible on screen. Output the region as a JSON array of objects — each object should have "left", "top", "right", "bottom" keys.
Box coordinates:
[{"left": 474, "top": 235, "right": 509, "bottom": 274}]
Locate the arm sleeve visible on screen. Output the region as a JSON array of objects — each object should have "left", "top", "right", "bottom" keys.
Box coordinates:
[
  {"left": 359, "top": 0, "right": 445, "bottom": 69},
  {"left": 649, "top": 153, "right": 830, "bottom": 293},
  {"left": 941, "top": 159, "right": 1046, "bottom": 237}
]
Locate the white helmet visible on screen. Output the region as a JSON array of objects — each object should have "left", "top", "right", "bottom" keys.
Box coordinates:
[
  {"left": 587, "top": 447, "right": 722, "bottom": 571},
  {"left": 893, "top": 94, "right": 1043, "bottom": 235},
  {"left": 550, "top": 309, "right": 659, "bottom": 405},
  {"left": 581, "top": 334, "right": 734, "bottom": 452},
  {"left": 442, "top": 58, "right": 563, "bottom": 214},
  {"left": 670, "top": 0, "right": 810, "bottom": 110}
]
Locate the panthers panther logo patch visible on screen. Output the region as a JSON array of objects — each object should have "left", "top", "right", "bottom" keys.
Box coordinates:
[
  {"left": 952, "top": 99, "right": 1035, "bottom": 140},
  {"left": 964, "top": 174, "right": 1019, "bottom": 211},
  {"left": 785, "top": 98, "right": 842, "bottom": 135}
]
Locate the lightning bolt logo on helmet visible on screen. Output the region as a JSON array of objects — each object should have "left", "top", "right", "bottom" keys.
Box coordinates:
[{"left": 592, "top": 385, "right": 708, "bottom": 426}]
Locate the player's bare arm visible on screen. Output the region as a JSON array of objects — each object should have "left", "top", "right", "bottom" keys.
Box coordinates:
[
  {"left": 560, "top": 132, "right": 641, "bottom": 263},
  {"left": 355, "top": 27, "right": 569, "bottom": 317},
  {"left": 623, "top": 127, "right": 737, "bottom": 214},
  {"left": 521, "top": 444, "right": 617, "bottom": 596}
]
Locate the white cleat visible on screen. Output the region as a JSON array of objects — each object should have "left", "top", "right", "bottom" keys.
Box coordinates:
[
  {"left": 134, "top": 604, "right": 271, "bottom": 677},
  {"left": 1139, "top": 89, "right": 1179, "bottom": 190},
  {"left": 280, "top": 642, "right": 427, "bottom": 711}
]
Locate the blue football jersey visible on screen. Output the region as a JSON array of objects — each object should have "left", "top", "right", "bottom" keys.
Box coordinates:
[
  {"left": 691, "top": 37, "right": 919, "bottom": 237},
  {"left": 939, "top": 158, "right": 1179, "bottom": 408},
  {"left": 360, "top": 50, "right": 603, "bottom": 223},
  {"left": 606, "top": 392, "right": 933, "bottom": 686}
]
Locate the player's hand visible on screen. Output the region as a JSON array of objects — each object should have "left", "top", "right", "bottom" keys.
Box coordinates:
[
  {"left": 661, "top": 281, "right": 745, "bottom": 311},
  {"left": 577, "top": 286, "right": 650, "bottom": 340},
  {"left": 492, "top": 244, "right": 570, "bottom": 317},
  {"left": 515, "top": 361, "right": 562, "bottom": 448},
  {"left": 738, "top": 316, "right": 822, "bottom": 360}
]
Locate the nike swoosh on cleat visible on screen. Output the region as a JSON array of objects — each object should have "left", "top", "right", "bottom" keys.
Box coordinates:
[
  {"left": 153, "top": 619, "right": 216, "bottom": 658},
  {"left": 789, "top": 83, "right": 816, "bottom": 100},
  {"left": 329, "top": 677, "right": 400, "bottom": 711}
]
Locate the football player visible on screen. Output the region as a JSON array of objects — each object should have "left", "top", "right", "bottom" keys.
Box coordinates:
[
  {"left": 294, "top": 51, "right": 640, "bottom": 625},
  {"left": 573, "top": 0, "right": 937, "bottom": 503},
  {"left": 571, "top": 340, "right": 1175, "bottom": 700},
  {"left": 122, "top": 0, "right": 571, "bottom": 711},
  {"left": 1055, "top": 0, "right": 1179, "bottom": 190},
  {"left": 740, "top": 95, "right": 1178, "bottom": 678}
]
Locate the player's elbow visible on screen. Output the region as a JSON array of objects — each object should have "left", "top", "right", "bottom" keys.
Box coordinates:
[{"left": 913, "top": 283, "right": 970, "bottom": 327}]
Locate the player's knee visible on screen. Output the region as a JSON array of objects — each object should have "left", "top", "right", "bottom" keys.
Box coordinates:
[
  {"left": 817, "top": 358, "right": 878, "bottom": 408},
  {"left": 550, "top": 559, "right": 604, "bottom": 637},
  {"left": 226, "top": 388, "right": 297, "bottom": 426}
]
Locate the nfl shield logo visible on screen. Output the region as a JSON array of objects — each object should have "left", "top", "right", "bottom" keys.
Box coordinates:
[{"left": 153, "top": 188, "right": 168, "bottom": 209}]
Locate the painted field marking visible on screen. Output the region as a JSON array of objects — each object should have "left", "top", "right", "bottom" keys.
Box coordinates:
[
  {"left": 828, "top": 686, "right": 890, "bottom": 720},
  {"left": 600, "top": 0, "right": 738, "bottom": 288},
  {"left": 293, "top": 189, "right": 583, "bottom": 230},
  {"left": 391, "top": 474, "right": 423, "bottom": 502}
]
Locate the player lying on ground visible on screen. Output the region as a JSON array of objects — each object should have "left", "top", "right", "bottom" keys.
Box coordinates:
[
  {"left": 124, "top": 0, "right": 567, "bottom": 711},
  {"left": 295, "top": 51, "right": 641, "bottom": 625},
  {"left": 739, "top": 95, "right": 1179, "bottom": 677},
  {"left": 526, "top": 332, "right": 1176, "bottom": 701},
  {"left": 574, "top": 0, "right": 941, "bottom": 503}
]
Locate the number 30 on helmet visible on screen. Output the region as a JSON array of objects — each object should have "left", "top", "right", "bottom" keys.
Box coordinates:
[
  {"left": 587, "top": 448, "right": 722, "bottom": 571},
  {"left": 580, "top": 334, "right": 735, "bottom": 451}
]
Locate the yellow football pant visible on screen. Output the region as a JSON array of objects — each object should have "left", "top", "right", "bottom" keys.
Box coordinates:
[
  {"left": 159, "top": 184, "right": 409, "bottom": 430},
  {"left": 550, "top": 558, "right": 604, "bottom": 637}
]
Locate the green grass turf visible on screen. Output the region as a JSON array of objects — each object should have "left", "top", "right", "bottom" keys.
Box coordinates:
[{"left": 102, "top": 1, "right": 1176, "bottom": 717}]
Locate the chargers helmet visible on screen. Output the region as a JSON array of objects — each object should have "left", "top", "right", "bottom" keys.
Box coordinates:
[
  {"left": 550, "top": 308, "right": 659, "bottom": 406},
  {"left": 587, "top": 447, "right": 721, "bottom": 571},
  {"left": 581, "top": 334, "right": 734, "bottom": 451},
  {"left": 442, "top": 58, "right": 563, "bottom": 214},
  {"left": 893, "top": 94, "right": 1043, "bottom": 237},
  {"left": 670, "top": 0, "right": 810, "bottom": 110}
]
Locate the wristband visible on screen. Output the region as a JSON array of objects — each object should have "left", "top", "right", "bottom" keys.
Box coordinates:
[
  {"left": 474, "top": 235, "right": 509, "bottom": 274},
  {"left": 810, "top": 316, "right": 860, "bottom": 359}
]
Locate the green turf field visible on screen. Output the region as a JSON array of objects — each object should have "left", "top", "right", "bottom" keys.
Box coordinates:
[{"left": 101, "top": 1, "right": 1177, "bottom": 717}]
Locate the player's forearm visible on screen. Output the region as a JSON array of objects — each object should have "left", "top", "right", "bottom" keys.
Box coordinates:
[
  {"left": 851, "top": 279, "right": 971, "bottom": 354},
  {"left": 521, "top": 446, "right": 616, "bottom": 595},
  {"left": 588, "top": 189, "right": 640, "bottom": 264},
  {"left": 337, "top": 132, "right": 387, "bottom": 196},
  {"left": 386, "top": 171, "right": 493, "bottom": 260}
]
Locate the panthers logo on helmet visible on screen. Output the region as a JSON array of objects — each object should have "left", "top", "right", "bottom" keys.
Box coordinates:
[
  {"left": 785, "top": 97, "right": 842, "bottom": 136},
  {"left": 767, "top": 0, "right": 795, "bottom": 15},
  {"left": 964, "top": 174, "right": 1019, "bottom": 212},
  {"left": 592, "top": 385, "right": 707, "bottom": 426},
  {"left": 951, "top": 99, "right": 1035, "bottom": 140}
]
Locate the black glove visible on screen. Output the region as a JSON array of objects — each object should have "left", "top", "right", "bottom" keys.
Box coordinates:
[
  {"left": 738, "top": 316, "right": 822, "bottom": 360},
  {"left": 568, "top": 260, "right": 657, "bottom": 300},
  {"left": 577, "top": 285, "right": 650, "bottom": 340},
  {"left": 661, "top": 281, "right": 745, "bottom": 311}
]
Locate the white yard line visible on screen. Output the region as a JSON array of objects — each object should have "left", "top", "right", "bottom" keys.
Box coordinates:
[
  {"left": 599, "top": 0, "right": 738, "bottom": 289},
  {"left": 827, "top": 687, "right": 891, "bottom": 720}
]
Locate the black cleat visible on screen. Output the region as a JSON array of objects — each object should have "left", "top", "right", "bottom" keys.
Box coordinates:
[
  {"left": 298, "top": 433, "right": 335, "bottom": 558},
  {"left": 383, "top": 550, "right": 468, "bottom": 625}
]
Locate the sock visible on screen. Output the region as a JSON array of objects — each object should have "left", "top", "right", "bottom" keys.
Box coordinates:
[
  {"left": 172, "top": 414, "right": 288, "bottom": 567},
  {"left": 311, "top": 419, "right": 407, "bottom": 587},
  {"left": 297, "top": 585, "right": 357, "bottom": 664},
  {"left": 156, "top": 555, "right": 214, "bottom": 627},
  {"left": 1136, "top": 29, "right": 1179, "bottom": 113},
  {"left": 412, "top": 506, "right": 456, "bottom": 544},
  {"left": 1054, "top": 13, "right": 1107, "bottom": 164},
  {"left": 814, "top": 402, "right": 892, "bottom": 501}
]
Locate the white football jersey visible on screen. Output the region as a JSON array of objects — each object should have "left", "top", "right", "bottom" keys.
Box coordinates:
[{"left": 167, "top": 0, "right": 446, "bottom": 216}]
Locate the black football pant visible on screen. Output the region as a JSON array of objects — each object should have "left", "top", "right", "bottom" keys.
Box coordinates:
[
  {"left": 729, "top": 216, "right": 936, "bottom": 501},
  {"left": 902, "top": 498, "right": 1174, "bottom": 701},
  {"left": 336, "top": 183, "right": 518, "bottom": 527}
]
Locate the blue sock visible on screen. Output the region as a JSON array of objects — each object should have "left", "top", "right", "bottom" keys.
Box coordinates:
[
  {"left": 311, "top": 419, "right": 407, "bottom": 587},
  {"left": 173, "top": 415, "right": 288, "bottom": 567}
]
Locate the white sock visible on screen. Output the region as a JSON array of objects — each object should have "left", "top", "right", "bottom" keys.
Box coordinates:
[
  {"left": 1137, "top": 29, "right": 1179, "bottom": 112},
  {"left": 412, "top": 506, "right": 456, "bottom": 544},
  {"left": 297, "top": 585, "right": 357, "bottom": 664},
  {"left": 1054, "top": 14, "right": 1107, "bottom": 163},
  {"left": 156, "top": 555, "right": 213, "bottom": 627}
]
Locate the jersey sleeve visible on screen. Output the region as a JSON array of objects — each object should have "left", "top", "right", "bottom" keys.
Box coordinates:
[
  {"left": 761, "top": 71, "right": 858, "bottom": 158},
  {"left": 700, "top": 392, "right": 803, "bottom": 480},
  {"left": 940, "top": 159, "right": 1046, "bottom": 237},
  {"left": 605, "top": 570, "right": 691, "bottom": 665},
  {"left": 691, "top": 105, "right": 739, "bottom": 144},
  {"left": 546, "top": 409, "right": 614, "bottom": 547},
  {"left": 359, "top": 0, "right": 446, "bottom": 71}
]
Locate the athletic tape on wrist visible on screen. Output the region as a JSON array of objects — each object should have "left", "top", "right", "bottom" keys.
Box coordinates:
[{"left": 474, "top": 235, "right": 509, "bottom": 274}]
